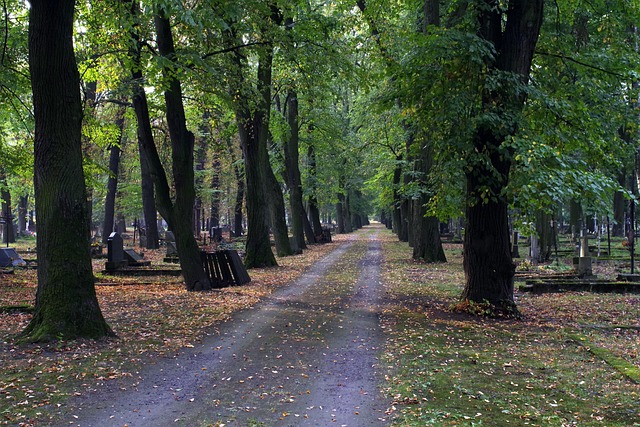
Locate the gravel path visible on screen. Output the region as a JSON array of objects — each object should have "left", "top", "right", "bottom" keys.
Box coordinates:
[{"left": 63, "top": 230, "right": 389, "bottom": 427}]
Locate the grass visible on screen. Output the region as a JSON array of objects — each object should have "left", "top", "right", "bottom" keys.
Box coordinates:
[{"left": 379, "top": 230, "right": 640, "bottom": 427}]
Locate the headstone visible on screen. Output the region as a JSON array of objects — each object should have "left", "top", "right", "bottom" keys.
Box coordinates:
[
  {"left": 0, "top": 248, "right": 26, "bottom": 267},
  {"left": 124, "top": 249, "right": 151, "bottom": 267},
  {"left": 165, "top": 231, "right": 178, "bottom": 256},
  {"left": 576, "top": 230, "right": 593, "bottom": 277},
  {"left": 511, "top": 231, "right": 520, "bottom": 258},
  {"left": 105, "top": 232, "right": 127, "bottom": 271}
]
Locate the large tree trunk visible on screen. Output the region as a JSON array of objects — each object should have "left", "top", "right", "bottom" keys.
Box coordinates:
[
  {"left": 138, "top": 143, "right": 159, "bottom": 249},
  {"left": 154, "top": 11, "right": 212, "bottom": 290},
  {"left": 264, "top": 135, "right": 293, "bottom": 256},
  {"left": 227, "top": 25, "right": 278, "bottom": 268},
  {"left": 461, "top": 0, "right": 544, "bottom": 312},
  {"left": 21, "top": 0, "right": 113, "bottom": 341},
  {"left": 284, "top": 91, "right": 311, "bottom": 249},
  {"left": 412, "top": 147, "right": 446, "bottom": 262}
]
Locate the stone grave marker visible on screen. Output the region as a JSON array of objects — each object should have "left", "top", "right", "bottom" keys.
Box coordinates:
[
  {"left": 105, "top": 232, "right": 127, "bottom": 271},
  {"left": 124, "top": 249, "right": 151, "bottom": 267},
  {"left": 0, "top": 248, "right": 26, "bottom": 267}
]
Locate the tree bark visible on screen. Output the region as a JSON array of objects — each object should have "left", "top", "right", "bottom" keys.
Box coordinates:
[
  {"left": 264, "top": 134, "right": 293, "bottom": 256},
  {"left": 138, "top": 142, "right": 159, "bottom": 249},
  {"left": 21, "top": 0, "right": 113, "bottom": 341},
  {"left": 412, "top": 146, "right": 446, "bottom": 262},
  {"left": 461, "top": 0, "right": 544, "bottom": 311},
  {"left": 284, "top": 91, "right": 309, "bottom": 249},
  {"left": 0, "top": 172, "right": 15, "bottom": 244},
  {"left": 226, "top": 25, "right": 278, "bottom": 268},
  {"left": 307, "top": 144, "right": 323, "bottom": 237},
  {"left": 18, "top": 195, "right": 27, "bottom": 236},
  {"left": 154, "top": 10, "right": 212, "bottom": 290}
]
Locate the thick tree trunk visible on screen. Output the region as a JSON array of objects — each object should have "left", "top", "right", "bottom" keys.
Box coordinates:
[
  {"left": 412, "top": 150, "right": 446, "bottom": 262},
  {"left": 228, "top": 32, "right": 277, "bottom": 267},
  {"left": 138, "top": 145, "right": 159, "bottom": 249},
  {"left": 264, "top": 136, "right": 293, "bottom": 257},
  {"left": 22, "top": 0, "right": 113, "bottom": 341},
  {"left": 284, "top": 91, "right": 309, "bottom": 249},
  {"left": 154, "top": 11, "right": 212, "bottom": 290},
  {"left": 343, "top": 193, "right": 353, "bottom": 233},
  {"left": 461, "top": 0, "right": 544, "bottom": 312}
]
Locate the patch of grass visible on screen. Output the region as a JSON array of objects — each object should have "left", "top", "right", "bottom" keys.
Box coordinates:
[{"left": 379, "top": 228, "right": 640, "bottom": 426}]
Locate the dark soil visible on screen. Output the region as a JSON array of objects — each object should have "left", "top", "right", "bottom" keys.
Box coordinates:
[{"left": 55, "top": 233, "right": 390, "bottom": 426}]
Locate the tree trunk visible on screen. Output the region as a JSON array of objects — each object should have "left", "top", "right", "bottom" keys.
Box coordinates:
[
  {"left": 535, "top": 210, "right": 553, "bottom": 263},
  {"left": 210, "top": 144, "right": 222, "bottom": 229},
  {"left": 392, "top": 155, "right": 402, "bottom": 236},
  {"left": 154, "top": 11, "right": 212, "bottom": 290},
  {"left": 0, "top": 174, "right": 15, "bottom": 244},
  {"left": 284, "top": 91, "right": 309, "bottom": 249},
  {"left": 21, "top": 0, "right": 113, "bottom": 341},
  {"left": 102, "top": 108, "right": 125, "bottom": 244},
  {"left": 412, "top": 147, "right": 446, "bottom": 262},
  {"left": 461, "top": 0, "right": 544, "bottom": 312},
  {"left": 194, "top": 112, "right": 209, "bottom": 237},
  {"left": 138, "top": 143, "right": 159, "bottom": 249},
  {"left": 227, "top": 26, "right": 278, "bottom": 268},
  {"left": 307, "top": 144, "right": 323, "bottom": 237},
  {"left": 18, "top": 195, "right": 28, "bottom": 236},
  {"left": 264, "top": 134, "right": 293, "bottom": 257},
  {"left": 227, "top": 138, "right": 244, "bottom": 237},
  {"left": 336, "top": 196, "right": 345, "bottom": 234}
]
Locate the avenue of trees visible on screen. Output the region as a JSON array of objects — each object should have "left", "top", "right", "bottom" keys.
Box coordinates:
[{"left": 0, "top": 0, "right": 638, "bottom": 340}]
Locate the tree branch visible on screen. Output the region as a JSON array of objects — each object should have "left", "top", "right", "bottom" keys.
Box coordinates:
[{"left": 535, "top": 50, "right": 627, "bottom": 78}]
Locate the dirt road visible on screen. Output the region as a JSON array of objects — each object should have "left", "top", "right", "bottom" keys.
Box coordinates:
[{"left": 62, "top": 229, "right": 390, "bottom": 426}]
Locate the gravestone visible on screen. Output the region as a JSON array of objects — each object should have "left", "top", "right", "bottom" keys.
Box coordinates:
[
  {"left": 124, "top": 249, "right": 151, "bottom": 267},
  {"left": 576, "top": 231, "right": 593, "bottom": 277},
  {"left": 164, "top": 231, "right": 179, "bottom": 263},
  {"left": 105, "top": 232, "right": 127, "bottom": 271},
  {"left": 0, "top": 248, "right": 26, "bottom": 267},
  {"left": 511, "top": 231, "right": 520, "bottom": 258},
  {"left": 165, "top": 231, "right": 177, "bottom": 256}
]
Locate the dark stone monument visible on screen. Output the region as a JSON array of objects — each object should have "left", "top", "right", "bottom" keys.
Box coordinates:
[
  {"left": 105, "top": 232, "right": 127, "bottom": 271},
  {"left": 124, "top": 249, "right": 151, "bottom": 267},
  {"left": 0, "top": 248, "right": 26, "bottom": 267},
  {"left": 164, "top": 231, "right": 179, "bottom": 263}
]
